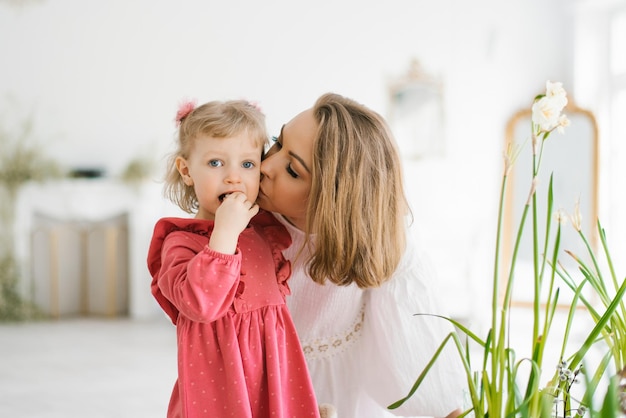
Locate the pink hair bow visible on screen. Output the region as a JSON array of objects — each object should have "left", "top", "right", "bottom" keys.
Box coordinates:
[
  {"left": 247, "top": 100, "right": 263, "bottom": 113},
  {"left": 175, "top": 99, "right": 197, "bottom": 127}
]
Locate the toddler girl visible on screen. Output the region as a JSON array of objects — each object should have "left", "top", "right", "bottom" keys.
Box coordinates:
[{"left": 147, "top": 99, "right": 320, "bottom": 418}]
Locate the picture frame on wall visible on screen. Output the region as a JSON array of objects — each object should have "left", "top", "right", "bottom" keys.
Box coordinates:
[{"left": 388, "top": 59, "right": 445, "bottom": 160}]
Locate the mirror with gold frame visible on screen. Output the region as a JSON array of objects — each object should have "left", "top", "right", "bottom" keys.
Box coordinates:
[{"left": 502, "top": 100, "right": 599, "bottom": 307}]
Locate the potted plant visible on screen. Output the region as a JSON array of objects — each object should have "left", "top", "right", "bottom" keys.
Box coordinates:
[
  {"left": 389, "top": 81, "right": 625, "bottom": 417},
  {"left": 0, "top": 113, "right": 61, "bottom": 321}
]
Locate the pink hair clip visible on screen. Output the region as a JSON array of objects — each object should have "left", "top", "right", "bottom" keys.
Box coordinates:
[
  {"left": 248, "top": 100, "right": 262, "bottom": 113},
  {"left": 175, "top": 98, "right": 197, "bottom": 127},
  {"left": 239, "top": 97, "right": 263, "bottom": 114}
]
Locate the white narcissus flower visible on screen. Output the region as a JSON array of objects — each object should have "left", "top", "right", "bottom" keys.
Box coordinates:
[
  {"left": 555, "top": 209, "right": 568, "bottom": 225},
  {"left": 531, "top": 81, "right": 569, "bottom": 134},
  {"left": 532, "top": 96, "right": 561, "bottom": 132},
  {"left": 557, "top": 114, "right": 570, "bottom": 134},
  {"left": 503, "top": 140, "right": 520, "bottom": 175},
  {"left": 545, "top": 80, "right": 568, "bottom": 110}
]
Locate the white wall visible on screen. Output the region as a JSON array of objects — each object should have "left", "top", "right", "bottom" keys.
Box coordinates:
[{"left": 1, "top": 0, "right": 578, "bottom": 322}]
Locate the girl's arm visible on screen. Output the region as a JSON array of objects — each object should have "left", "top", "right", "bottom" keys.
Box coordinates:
[{"left": 157, "top": 233, "right": 241, "bottom": 322}]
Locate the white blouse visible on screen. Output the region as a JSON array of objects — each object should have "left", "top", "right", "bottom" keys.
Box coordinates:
[{"left": 277, "top": 214, "right": 467, "bottom": 418}]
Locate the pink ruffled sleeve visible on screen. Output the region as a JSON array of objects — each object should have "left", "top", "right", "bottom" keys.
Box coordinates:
[
  {"left": 251, "top": 210, "right": 292, "bottom": 297},
  {"left": 156, "top": 230, "right": 242, "bottom": 323}
]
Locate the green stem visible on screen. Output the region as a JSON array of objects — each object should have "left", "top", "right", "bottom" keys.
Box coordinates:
[
  {"left": 597, "top": 221, "right": 619, "bottom": 293},
  {"left": 531, "top": 137, "right": 545, "bottom": 352},
  {"left": 577, "top": 229, "right": 608, "bottom": 297},
  {"left": 492, "top": 172, "right": 507, "bottom": 340},
  {"left": 492, "top": 170, "right": 509, "bottom": 417}
]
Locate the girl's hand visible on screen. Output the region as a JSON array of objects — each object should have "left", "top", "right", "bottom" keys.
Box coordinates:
[{"left": 208, "top": 192, "right": 259, "bottom": 254}]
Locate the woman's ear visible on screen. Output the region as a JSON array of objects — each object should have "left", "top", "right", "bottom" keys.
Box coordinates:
[{"left": 175, "top": 156, "right": 193, "bottom": 186}]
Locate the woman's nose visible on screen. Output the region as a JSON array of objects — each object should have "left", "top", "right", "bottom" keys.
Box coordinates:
[{"left": 260, "top": 152, "right": 276, "bottom": 178}]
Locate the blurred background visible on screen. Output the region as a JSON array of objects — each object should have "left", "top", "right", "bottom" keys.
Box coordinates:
[{"left": 1, "top": 0, "right": 625, "bottom": 332}]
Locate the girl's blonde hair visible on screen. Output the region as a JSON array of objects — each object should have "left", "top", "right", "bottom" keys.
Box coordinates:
[
  {"left": 164, "top": 100, "right": 267, "bottom": 213},
  {"left": 305, "top": 93, "right": 409, "bottom": 288}
]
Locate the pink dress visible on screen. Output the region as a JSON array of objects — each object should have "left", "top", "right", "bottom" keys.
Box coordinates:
[{"left": 147, "top": 210, "right": 319, "bottom": 418}]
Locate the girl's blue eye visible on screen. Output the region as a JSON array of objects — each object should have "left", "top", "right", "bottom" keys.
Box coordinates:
[
  {"left": 209, "top": 160, "right": 222, "bottom": 167},
  {"left": 271, "top": 136, "right": 278, "bottom": 142},
  {"left": 242, "top": 161, "right": 254, "bottom": 169}
]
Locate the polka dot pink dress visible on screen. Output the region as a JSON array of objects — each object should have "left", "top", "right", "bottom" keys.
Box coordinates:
[{"left": 148, "top": 210, "right": 319, "bottom": 418}]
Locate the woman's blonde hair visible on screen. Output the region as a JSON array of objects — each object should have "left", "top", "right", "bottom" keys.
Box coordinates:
[
  {"left": 164, "top": 100, "right": 267, "bottom": 213},
  {"left": 305, "top": 93, "right": 409, "bottom": 288}
]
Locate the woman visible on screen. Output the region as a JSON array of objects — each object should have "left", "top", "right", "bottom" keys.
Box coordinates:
[{"left": 257, "top": 93, "right": 466, "bottom": 418}]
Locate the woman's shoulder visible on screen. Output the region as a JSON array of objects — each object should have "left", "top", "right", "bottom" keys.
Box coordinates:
[{"left": 375, "top": 229, "right": 435, "bottom": 293}]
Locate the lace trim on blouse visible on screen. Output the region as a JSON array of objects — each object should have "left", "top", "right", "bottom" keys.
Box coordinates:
[{"left": 300, "top": 304, "right": 365, "bottom": 360}]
